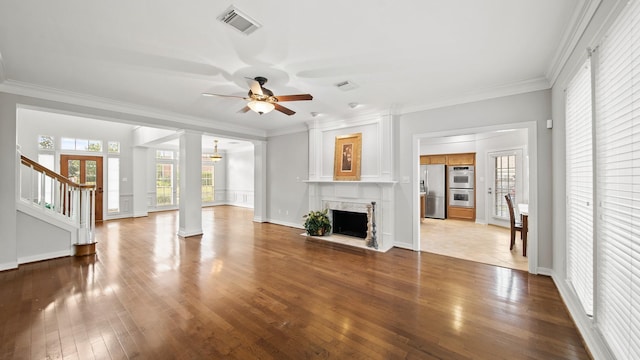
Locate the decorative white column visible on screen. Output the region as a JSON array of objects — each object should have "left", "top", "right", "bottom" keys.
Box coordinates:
[
  {"left": 252, "top": 140, "right": 267, "bottom": 222},
  {"left": 178, "top": 131, "right": 203, "bottom": 237},
  {"left": 132, "top": 146, "right": 148, "bottom": 217}
]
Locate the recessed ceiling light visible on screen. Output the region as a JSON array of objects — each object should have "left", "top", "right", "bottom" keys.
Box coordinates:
[
  {"left": 336, "top": 80, "right": 358, "bottom": 91},
  {"left": 348, "top": 102, "right": 359, "bottom": 109},
  {"left": 310, "top": 112, "right": 320, "bottom": 117}
]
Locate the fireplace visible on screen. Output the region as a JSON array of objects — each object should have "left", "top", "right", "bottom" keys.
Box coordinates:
[
  {"left": 332, "top": 210, "right": 367, "bottom": 238},
  {"left": 306, "top": 181, "right": 395, "bottom": 252}
]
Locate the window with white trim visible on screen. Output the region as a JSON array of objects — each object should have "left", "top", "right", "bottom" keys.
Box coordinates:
[{"left": 107, "top": 157, "right": 120, "bottom": 213}]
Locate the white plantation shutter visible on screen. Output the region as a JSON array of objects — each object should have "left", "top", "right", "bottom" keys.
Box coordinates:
[
  {"left": 565, "top": 59, "right": 594, "bottom": 316},
  {"left": 594, "top": 0, "right": 640, "bottom": 358}
]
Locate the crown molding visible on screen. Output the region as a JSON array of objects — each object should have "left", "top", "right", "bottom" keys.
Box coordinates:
[
  {"left": 266, "top": 124, "right": 308, "bottom": 138},
  {"left": 546, "top": 0, "right": 601, "bottom": 86},
  {"left": 398, "top": 77, "right": 551, "bottom": 116},
  {"left": 0, "top": 79, "right": 267, "bottom": 138},
  {"left": 305, "top": 112, "right": 388, "bottom": 132}
]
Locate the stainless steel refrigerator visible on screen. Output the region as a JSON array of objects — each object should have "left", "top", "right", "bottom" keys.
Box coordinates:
[{"left": 421, "top": 164, "right": 446, "bottom": 219}]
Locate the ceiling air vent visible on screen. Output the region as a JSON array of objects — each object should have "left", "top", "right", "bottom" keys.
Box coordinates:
[
  {"left": 217, "top": 6, "right": 261, "bottom": 35},
  {"left": 335, "top": 80, "right": 358, "bottom": 91}
]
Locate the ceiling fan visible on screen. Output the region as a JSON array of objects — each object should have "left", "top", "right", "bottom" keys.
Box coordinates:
[{"left": 202, "top": 76, "right": 313, "bottom": 115}]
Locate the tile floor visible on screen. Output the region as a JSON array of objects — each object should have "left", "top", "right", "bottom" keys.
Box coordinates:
[{"left": 420, "top": 218, "right": 529, "bottom": 271}]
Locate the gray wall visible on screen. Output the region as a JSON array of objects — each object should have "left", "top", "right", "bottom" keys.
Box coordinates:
[
  {"left": 266, "top": 131, "right": 309, "bottom": 228},
  {"left": 0, "top": 93, "right": 18, "bottom": 270},
  {"left": 397, "top": 89, "right": 552, "bottom": 268}
]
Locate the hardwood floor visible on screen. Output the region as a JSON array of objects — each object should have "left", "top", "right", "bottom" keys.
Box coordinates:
[
  {"left": 420, "top": 219, "right": 529, "bottom": 271},
  {"left": 0, "top": 206, "right": 589, "bottom": 359}
]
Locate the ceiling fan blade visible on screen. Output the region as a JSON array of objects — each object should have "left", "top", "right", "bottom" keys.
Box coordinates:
[
  {"left": 202, "top": 93, "right": 247, "bottom": 99},
  {"left": 245, "top": 78, "right": 263, "bottom": 96},
  {"left": 274, "top": 103, "right": 296, "bottom": 116},
  {"left": 238, "top": 106, "right": 251, "bottom": 113},
  {"left": 275, "top": 94, "right": 313, "bottom": 102}
]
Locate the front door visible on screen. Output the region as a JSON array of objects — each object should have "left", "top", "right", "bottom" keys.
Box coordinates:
[{"left": 60, "top": 155, "right": 103, "bottom": 221}]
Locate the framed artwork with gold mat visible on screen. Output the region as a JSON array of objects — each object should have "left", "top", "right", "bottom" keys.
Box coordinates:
[{"left": 333, "top": 133, "right": 362, "bottom": 181}]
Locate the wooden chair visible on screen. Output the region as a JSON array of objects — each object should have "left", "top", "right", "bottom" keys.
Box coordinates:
[{"left": 505, "top": 194, "right": 526, "bottom": 256}]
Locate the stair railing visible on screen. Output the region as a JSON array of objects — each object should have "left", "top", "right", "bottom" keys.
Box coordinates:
[{"left": 18, "top": 153, "right": 96, "bottom": 245}]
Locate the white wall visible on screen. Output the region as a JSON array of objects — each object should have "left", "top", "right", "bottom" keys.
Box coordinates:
[
  {"left": 266, "top": 131, "right": 309, "bottom": 228},
  {"left": 226, "top": 148, "right": 254, "bottom": 208},
  {"left": 319, "top": 123, "right": 380, "bottom": 179},
  {"left": 17, "top": 211, "right": 72, "bottom": 262},
  {"left": 397, "top": 90, "right": 552, "bottom": 267},
  {"left": 16, "top": 108, "right": 136, "bottom": 218}
]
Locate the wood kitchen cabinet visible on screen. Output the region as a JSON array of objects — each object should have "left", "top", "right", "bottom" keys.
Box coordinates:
[
  {"left": 420, "top": 155, "right": 447, "bottom": 165},
  {"left": 420, "top": 194, "right": 425, "bottom": 220},
  {"left": 448, "top": 206, "right": 475, "bottom": 221},
  {"left": 446, "top": 153, "right": 475, "bottom": 166}
]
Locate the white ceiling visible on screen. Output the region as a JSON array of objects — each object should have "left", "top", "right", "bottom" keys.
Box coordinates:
[{"left": 0, "top": 1, "right": 589, "bottom": 136}]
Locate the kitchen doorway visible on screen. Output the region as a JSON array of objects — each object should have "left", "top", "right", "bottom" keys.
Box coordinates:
[{"left": 416, "top": 126, "right": 533, "bottom": 272}]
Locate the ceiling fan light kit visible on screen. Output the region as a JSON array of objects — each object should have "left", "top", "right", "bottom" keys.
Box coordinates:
[
  {"left": 203, "top": 76, "right": 313, "bottom": 116},
  {"left": 248, "top": 100, "right": 275, "bottom": 114}
]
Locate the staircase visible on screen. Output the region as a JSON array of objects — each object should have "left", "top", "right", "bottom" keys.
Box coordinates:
[{"left": 16, "top": 152, "right": 96, "bottom": 263}]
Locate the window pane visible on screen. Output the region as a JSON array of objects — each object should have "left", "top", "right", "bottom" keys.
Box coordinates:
[
  {"left": 494, "top": 154, "right": 516, "bottom": 218},
  {"left": 156, "top": 150, "right": 174, "bottom": 159},
  {"left": 67, "top": 160, "right": 80, "bottom": 183},
  {"left": 108, "top": 141, "right": 120, "bottom": 154},
  {"left": 108, "top": 158, "right": 120, "bottom": 213},
  {"left": 202, "top": 164, "right": 214, "bottom": 202},
  {"left": 38, "top": 135, "right": 54, "bottom": 150},
  {"left": 61, "top": 137, "right": 75, "bottom": 150},
  {"left": 84, "top": 161, "right": 97, "bottom": 185},
  {"left": 88, "top": 140, "right": 102, "bottom": 152},
  {"left": 156, "top": 163, "right": 173, "bottom": 206},
  {"left": 38, "top": 154, "right": 55, "bottom": 206},
  {"left": 76, "top": 139, "right": 89, "bottom": 151}
]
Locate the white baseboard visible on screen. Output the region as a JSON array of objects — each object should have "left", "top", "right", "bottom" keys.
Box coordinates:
[
  {"left": 266, "top": 219, "right": 304, "bottom": 229},
  {"left": 536, "top": 267, "right": 553, "bottom": 276},
  {"left": 393, "top": 241, "right": 414, "bottom": 250},
  {"left": 551, "top": 273, "right": 613, "bottom": 360},
  {"left": 132, "top": 211, "right": 148, "bottom": 218},
  {"left": 18, "top": 249, "right": 72, "bottom": 265},
  {"left": 178, "top": 229, "right": 203, "bottom": 238},
  {"left": 0, "top": 261, "right": 18, "bottom": 272},
  {"left": 105, "top": 213, "right": 134, "bottom": 220}
]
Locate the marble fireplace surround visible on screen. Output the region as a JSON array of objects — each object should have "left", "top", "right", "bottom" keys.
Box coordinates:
[
  {"left": 305, "top": 181, "right": 395, "bottom": 252},
  {"left": 324, "top": 200, "right": 374, "bottom": 242}
]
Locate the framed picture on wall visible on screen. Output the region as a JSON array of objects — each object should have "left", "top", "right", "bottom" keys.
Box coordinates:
[{"left": 333, "top": 132, "right": 362, "bottom": 181}]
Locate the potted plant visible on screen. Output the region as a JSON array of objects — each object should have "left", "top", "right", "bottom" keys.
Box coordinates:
[{"left": 303, "top": 208, "right": 332, "bottom": 236}]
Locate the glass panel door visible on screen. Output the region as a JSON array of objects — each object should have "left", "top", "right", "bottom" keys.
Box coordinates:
[{"left": 60, "top": 155, "right": 103, "bottom": 221}]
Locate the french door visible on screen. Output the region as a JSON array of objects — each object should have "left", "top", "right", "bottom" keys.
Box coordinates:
[
  {"left": 487, "top": 149, "right": 523, "bottom": 226},
  {"left": 60, "top": 155, "right": 103, "bottom": 221}
]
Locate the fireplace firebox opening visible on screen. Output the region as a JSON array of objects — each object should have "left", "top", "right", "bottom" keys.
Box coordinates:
[{"left": 332, "top": 210, "right": 368, "bottom": 239}]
